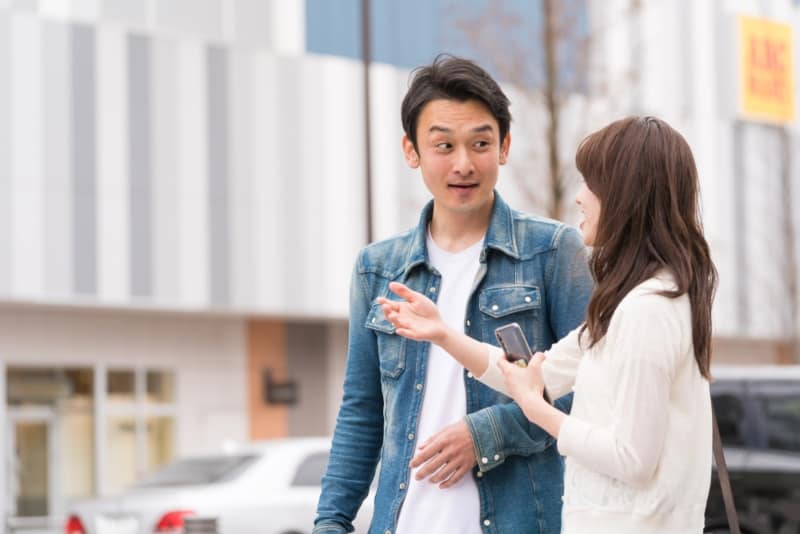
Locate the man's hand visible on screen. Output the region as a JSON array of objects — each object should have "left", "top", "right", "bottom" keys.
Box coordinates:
[{"left": 410, "top": 420, "right": 478, "bottom": 489}]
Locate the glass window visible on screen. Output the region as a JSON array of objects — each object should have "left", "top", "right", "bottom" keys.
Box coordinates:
[
  {"left": 107, "top": 370, "right": 135, "bottom": 403},
  {"left": 751, "top": 381, "right": 800, "bottom": 453},
  {"left": 146, "top": 417, "right": 175, "bottom": 471},
  {"left": 7, "top": 368, "right": 93, "bottom": 406},
  {"left": 291, "top": 452, "right": 329, "bottom": 487},
  {"left": 146, "top": 371, "right": 175, "bottom": 403},
  {"left": 106, "top": 416, "right": 138, "bottom": 493},
  {"left": 135, "top": 455, "right": 258, "bottom": 487},
  {"left": 711, "top": 391, "right": 746, "bottom": 447}
]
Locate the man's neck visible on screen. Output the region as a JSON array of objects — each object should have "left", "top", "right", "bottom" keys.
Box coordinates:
[{"left": 429, "top": 205, "right": 491, "bottom": 253}]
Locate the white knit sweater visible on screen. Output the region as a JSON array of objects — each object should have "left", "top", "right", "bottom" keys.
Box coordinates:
[{"left": 480, "top": 275, "right": 712, "bottom": 533}]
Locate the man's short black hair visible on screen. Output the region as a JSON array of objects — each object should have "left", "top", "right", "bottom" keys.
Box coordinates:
[{"left": 401, "top": 54, "right": 512, "bottom": 152}]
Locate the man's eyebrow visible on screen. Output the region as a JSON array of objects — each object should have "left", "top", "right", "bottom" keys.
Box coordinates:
[
  {"left": 471, "top": 124, "right": 494, "bottom": 133},
  {"left": 427, "top": 124, "right": 495, "bottom": 134}
]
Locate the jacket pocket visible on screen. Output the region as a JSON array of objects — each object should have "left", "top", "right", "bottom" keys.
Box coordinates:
[
  {"left": 365, "top": 303, "right": 406, "bottom": 379},
  {"left": 478, "top": 285, "right": 541, "bottom": 348},
  {"left": 479, "top": 285, "right": 541, "bottom": 318}
]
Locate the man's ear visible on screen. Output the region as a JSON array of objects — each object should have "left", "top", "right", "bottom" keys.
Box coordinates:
[
  {"left": 499, "top": 132, "right": 511, "bottom": 165},
  {"left": 402, "top": 135, "right": 420, "bottom": 168}
]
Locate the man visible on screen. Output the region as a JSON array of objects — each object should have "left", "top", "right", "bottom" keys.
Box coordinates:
[{"left": 314, "top": 55, "right": 592, "bottom": 534}]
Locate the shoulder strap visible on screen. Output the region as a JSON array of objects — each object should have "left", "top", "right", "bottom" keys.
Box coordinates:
[{"left": 712, "top": 409, "right": 741, "bottom": 534}]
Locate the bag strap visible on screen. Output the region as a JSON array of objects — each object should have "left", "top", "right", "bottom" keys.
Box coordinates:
[{"left": 712, "top": 409, "right": 741, "bottom": 534}]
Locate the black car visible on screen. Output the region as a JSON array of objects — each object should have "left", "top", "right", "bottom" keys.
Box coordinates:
[{"left": 704, "top": 367, "right": 800, "bottom": 534}]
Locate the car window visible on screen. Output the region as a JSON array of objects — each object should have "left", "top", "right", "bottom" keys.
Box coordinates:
[
  {"left": 291, "top": 451, "right": 329, "bottom": 487},
  {"left": 750, "top": 381, "right": 800, "bottom": 453},
  {"left": 135, "top": 454, "right": 259, "bottom": 487},
  {"left": 711, "top": 389, "right": 746, "bottom": 447}
]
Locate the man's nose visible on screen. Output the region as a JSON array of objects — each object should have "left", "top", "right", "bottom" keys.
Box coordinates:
[{"left": 453, "top": 147, "right": 474, "bottom": 176}]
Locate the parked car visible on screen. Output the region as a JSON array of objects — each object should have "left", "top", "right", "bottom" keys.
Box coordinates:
[
  {"left": 705, "top": 366, "right": 800, "bottom": 534},
  {"left": 65, "top": 437, "right": 373, "bottom": 534}
]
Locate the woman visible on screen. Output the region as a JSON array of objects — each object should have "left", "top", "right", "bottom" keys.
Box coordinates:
[{"left": 378, "top": 116, "right": 718, "bottom": 533}]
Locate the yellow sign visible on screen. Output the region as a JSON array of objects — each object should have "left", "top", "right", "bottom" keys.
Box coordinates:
[{"left": 739, "top": 15, "right": 794, "bottom": 123}]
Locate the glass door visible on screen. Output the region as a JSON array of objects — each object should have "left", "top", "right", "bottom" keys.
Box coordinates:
[{"left": 6, "top": 407, "right": 57, "bottom": 525}]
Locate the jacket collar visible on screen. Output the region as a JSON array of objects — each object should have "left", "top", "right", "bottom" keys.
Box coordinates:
[{"left": 402, "top": 190, "right": 520, "bottom": 279}]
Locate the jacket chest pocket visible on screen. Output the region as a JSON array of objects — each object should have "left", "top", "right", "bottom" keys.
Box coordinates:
[
  {"left": 478, "top": 285, "right": 541, "bottom": 346},
  {"left": 365, "top": 303, "right": 406, "bottom": 379}
]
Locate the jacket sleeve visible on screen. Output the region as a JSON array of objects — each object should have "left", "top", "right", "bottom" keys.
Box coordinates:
[
  {"left": 313, "top": 256, "right": 384, "bottom": 533},
  {"left": 466, "top": 225, "right": 592, "bottom": 472}
]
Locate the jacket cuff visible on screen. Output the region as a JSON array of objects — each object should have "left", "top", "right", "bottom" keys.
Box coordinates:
[{"left": 465, "top": 408, "right": 506, "bottom": 473}]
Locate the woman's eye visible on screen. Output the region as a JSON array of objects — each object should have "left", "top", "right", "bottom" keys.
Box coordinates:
[{"left": 436, "top": 143, "right": 452, "bottom": 150}]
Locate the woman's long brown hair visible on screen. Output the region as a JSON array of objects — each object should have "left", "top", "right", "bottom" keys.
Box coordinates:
[{"left": 576, "top": 116, "right": 718, "bottom": 378}]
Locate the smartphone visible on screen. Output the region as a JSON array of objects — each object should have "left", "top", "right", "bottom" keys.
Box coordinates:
[
  {"left": 494, "top": 323, "right": 551, "bottom": 404},
  {"left": 494, "top": 323, "right": 533, "bottom": 365}
]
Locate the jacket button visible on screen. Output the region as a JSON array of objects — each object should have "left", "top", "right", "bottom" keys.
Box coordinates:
[
  {"left": 476, "top": 471, "right": 483, "bottom": 478},
  {"left": 399, "top": 482, "right": 406, "bottom": 490},
  {"left": 429, "top": 286, "right": 436, "bottom": 293},
  {"left": 524, "top": 295, "right": 532, "bottom": 303},
  {"left": 483, "top": 519, "right": 491, "bottom": 526},
  {"left": 467, "top": 372, "right": 474, "bottom": 378},
  {"left": 494, "top": 454, "right": 500, "bottom": 460},
  {"left": 408, "top": 433, "right": 415, "bottom": 440},
  {"left": 385, "top": 530, "right": 392, "bottom": 534},
  {"left": 481, "top": 457, "right": 488, "bottom": 464},
  {"left": 491, "top": 304, "right": 499, "bottom": 311},
  {"left": 465, "top": 319, "right": 471, "bottom": 327},
  {"left": 416, "top": 383, "right": 423, "bottom": 391}
]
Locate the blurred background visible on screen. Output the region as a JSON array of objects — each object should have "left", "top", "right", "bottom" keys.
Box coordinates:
[{"left": 0, "top": 0, "right": 797, "bottom": 532}]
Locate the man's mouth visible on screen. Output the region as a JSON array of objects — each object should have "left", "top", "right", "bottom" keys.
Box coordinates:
[{"left": 448, "top": 183, "right": 479, "bottom": 190}]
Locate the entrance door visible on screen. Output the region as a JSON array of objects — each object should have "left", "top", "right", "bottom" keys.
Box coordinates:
[{"left": 6, "top": 407, "right": 58, "bottom": 522}]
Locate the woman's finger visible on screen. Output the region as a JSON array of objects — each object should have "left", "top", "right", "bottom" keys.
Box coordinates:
[
  {"left": 388, "top": 281, "right": 417, "bottom": 302},
  {"left": 530, "top": 353, "right": 546, "bottom": 367}
]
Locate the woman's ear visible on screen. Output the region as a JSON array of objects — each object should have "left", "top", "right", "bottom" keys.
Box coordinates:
[{"left": 402, "top": 135, "right": 420, "bottom": 168}]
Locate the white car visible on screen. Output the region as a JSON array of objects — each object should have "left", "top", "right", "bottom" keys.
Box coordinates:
[{"left": 65, "top": 437, "right": 374, "bottom": 534}]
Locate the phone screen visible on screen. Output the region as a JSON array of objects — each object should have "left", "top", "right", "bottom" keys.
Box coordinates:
[
  {"left": 494, "top": 323, "right": 552, "bottom": 404},
  {"left": 494, "top": 323, "right": 533, "bottom": 364}
]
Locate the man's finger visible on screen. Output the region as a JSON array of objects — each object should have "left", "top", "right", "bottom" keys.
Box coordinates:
[
  {"left": 415, "top": 453, "right": 447, "bottom": 480},
  {"left": 410, "top": 444, "right": 439, "bottom": 468},
  {"left": 439, "top": 465, "right": 469, "bottom": 488},
  {"left": 429, "top": 462, "right": 456, "bottom": 484}
]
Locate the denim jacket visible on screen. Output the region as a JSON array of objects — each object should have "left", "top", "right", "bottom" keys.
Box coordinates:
[{"left": 314, "top": 192, "right": 593, "bottom": 534}]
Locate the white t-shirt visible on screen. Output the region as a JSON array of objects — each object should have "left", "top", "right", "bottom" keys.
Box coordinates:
[{"left": 395, "top": 232, "right": 483, "bottom": 534}]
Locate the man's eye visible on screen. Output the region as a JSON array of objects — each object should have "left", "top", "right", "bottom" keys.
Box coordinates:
[
  {"left": 436, "top": 143, "right": 452, "bottom": 150},
  {"left": 474, "top": 140, "right": 490, "bottom": 149}
]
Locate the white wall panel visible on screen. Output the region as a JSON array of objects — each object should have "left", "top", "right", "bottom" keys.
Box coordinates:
[
  {"left": 43, "top": 20, "right": 72, "bottom": 296},
  {"left": 319, "top": 57, "right": 366, "bottom": 316},
  {"left": 175, "top": 40, "right": 209, "bottom": 306},
  {"left": 10, "top": 13, "right": 44, "bottom": 297},
  {"left": 228, "top": 49, "right": 255, "bottom": 309},
  {"left": 151, "top": 36, "right": 180, "bottom": 304},
  {"left": 96, "top": 25, "right": 130, "bottom": 301},
  {"left": 251, "top": 52, "right": 281, "bottom": 310}
]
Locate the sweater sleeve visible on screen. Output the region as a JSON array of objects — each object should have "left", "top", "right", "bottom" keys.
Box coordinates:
[
  {"left": 556, "top": 294, "right": 680, "bottom": 488},
  {"left": 476, "top": 325, "right": 584, "bottom": 399}
]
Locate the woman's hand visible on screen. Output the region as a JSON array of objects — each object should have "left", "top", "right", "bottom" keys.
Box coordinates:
[
  {"left": 497, "top": 353, "right": 549, "bottom": 417},
  {"left": 377, "top": 282, "right": 448, "bottom": 344}
]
